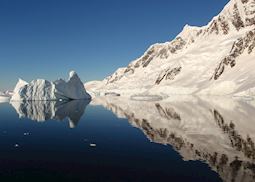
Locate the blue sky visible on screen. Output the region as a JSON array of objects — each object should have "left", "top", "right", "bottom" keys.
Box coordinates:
[{"left": 0, "top": 0, "right": 229, "bottom": 90}]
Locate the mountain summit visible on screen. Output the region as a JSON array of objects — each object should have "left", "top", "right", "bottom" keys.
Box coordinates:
[{"left": 86, "top": 0, "right": 255, "bottom": 97}]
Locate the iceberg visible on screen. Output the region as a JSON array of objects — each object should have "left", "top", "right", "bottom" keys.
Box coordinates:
[
  {"left": 13, "top": 78, "right": 28, "bottom": 94},
  {"left": 11, "top": 71, "right": 91, "bottom": 101}
]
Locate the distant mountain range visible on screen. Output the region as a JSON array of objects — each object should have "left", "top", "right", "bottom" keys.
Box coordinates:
[{"left": 86, "top": 0, "right": 255, "bottom": 98}]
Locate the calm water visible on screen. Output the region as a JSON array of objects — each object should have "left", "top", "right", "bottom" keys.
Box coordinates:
[{"left": 0, "top": 96, "right": 254, "bottom": 182}]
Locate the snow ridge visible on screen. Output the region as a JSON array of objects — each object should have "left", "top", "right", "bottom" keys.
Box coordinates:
[{"left": 86, "top": 0, "right": 255, "bottom": 97}]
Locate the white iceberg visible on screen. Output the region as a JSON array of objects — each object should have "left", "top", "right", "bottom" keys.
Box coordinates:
[
  {"left": 13, "top": 78, "right": 28, "bottom": 94},
  {"left": 11, "top": 71, "right": 91, "bottom": 101}
]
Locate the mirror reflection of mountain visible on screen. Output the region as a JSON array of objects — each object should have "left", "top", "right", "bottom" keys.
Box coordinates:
[
  {"left": 10, "top": 100, "right": 90, "bottom": 128},
  {"left": 92, "top": 96, "right": 255, "bottom": 182}
]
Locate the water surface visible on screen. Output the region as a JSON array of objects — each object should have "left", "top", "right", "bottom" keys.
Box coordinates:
[{"left": 0, "top": 96, "right": 254, "bottom": 182}]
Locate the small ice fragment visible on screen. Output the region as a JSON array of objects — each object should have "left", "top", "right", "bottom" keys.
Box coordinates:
[
  {"left": 23, "top": 132, "right": 30, "bottom": 136},
  {"left": 14, "top": 144, "right": 19, "bottom": 147},
  {"left": 90, "top": 143, "right": 96, "bottom": 147}
]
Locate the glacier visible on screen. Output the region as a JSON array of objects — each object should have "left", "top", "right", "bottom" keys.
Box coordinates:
[{"left": 11, "top": 71, "right": 91, "bottom": 101}]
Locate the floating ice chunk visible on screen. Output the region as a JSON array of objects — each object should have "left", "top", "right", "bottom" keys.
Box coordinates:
[
  {"left": 0, "top": 95, "right": 10, "bottom": 103},
  {"left": 90, "top": 143, "right": 96, "bottom": 147},
  {"left": 130, "top": 95, "right": 163, "bottom": 101}
]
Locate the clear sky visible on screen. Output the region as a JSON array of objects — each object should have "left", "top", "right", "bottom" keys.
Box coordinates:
[{"left": 0, "top": 0, "right": 229, "bottom": 90}]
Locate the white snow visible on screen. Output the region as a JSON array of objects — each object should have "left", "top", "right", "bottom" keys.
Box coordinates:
[
  {"left": 11, "top": 71, "right": 91, "bottom": 101},
  {"left": 13, "top": 78, "right": 28, "bottom": 94},
  {"left": 86, "top": 0, "right": 255, "bottom": 98}
]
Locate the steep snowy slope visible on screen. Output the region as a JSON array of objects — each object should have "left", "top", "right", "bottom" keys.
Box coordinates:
[{"left": 86, "top": 0, "right": 255, "bottom": 97}]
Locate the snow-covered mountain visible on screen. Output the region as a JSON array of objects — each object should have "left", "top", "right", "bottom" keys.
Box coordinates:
[{"left": 86, "top": 0, "right": 255, "bottom": 97}]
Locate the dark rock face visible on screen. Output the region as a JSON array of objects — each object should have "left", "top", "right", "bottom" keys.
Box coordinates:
[
  {"left": 136, "top": 46, "right": 157, "bottom": 68},
  {"left": 110, "top": 37, "right": 186, "bottom": 84},
  {"left": 158, "top": 48, "right": 168, "bottom": 59},
  {"left": 155, "top": 66, "right": 182, "bottom": 85},
  {"left": 218, "top": 16, "right": 230, "bottom": 35},
  {"left": 213, "top": 30, "right": 255, "bottom": 80},
  {"left": 208, "top": 20, "right": 220, "bottom": 35},
  {"left": 141, "top": 47, "right": 156, "bottom": 68},
  {"left": 232, "top": 4, "right": 245, "bottom": 31},
  {"left": 168, "top": 37, "right": 186, "bottom": 54},
  {"left": 243, "top": 0, "right": 255, "bottom": 26},
  {"left": 205, "top": 16, "right": 232, "bottom": 35},
  {"left": 124, "top": 65, "right": 134, "bottom": 74},
  {"left": 106, "top": 69, "right": 125, "bottom": 84},
  {"left": 202, "top": 0, "right": 255, "bottom": 35},
  {"left": 246, "top": 17, "right": 255, "bottom": 26},
  {"left": 106, "top": 75, "right": 119, "bottom": 84},
  {"left": 241, "top": 0, "right": 249, "bottom": 3},
  {"left": 133, "top": 37, "right": 186, "bottom": 69}
]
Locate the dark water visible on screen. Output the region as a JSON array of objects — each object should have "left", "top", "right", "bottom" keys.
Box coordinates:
[{"left": 0, "top": 97, "right": 254, "bottom": 182}]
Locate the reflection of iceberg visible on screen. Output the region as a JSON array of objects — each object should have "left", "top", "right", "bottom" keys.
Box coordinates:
[
  {"left": 11, "top": 100, "right": 90, "bottom": 128},
  {"left": 92, "top": 96, "right": 255, "bottom": 182}
]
